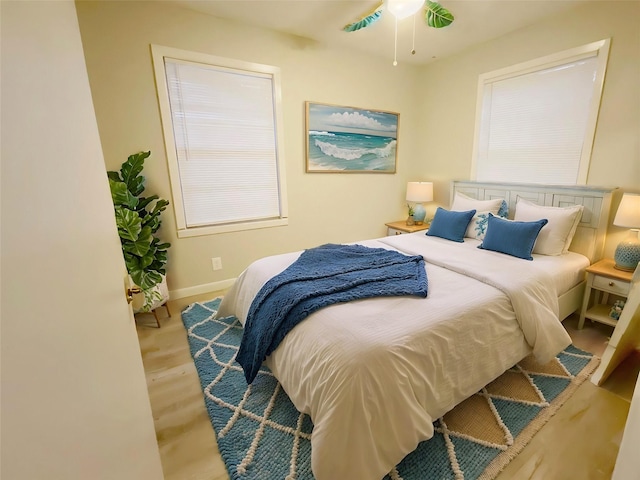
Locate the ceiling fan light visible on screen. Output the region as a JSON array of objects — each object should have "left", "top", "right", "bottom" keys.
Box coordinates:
[{"left": 386, "top": 0, "right": 425, "bottom": 20}]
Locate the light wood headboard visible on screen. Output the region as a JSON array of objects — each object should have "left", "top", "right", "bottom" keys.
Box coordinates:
[{"left": 451, "top": 181, "right": 617, "bottom": 263}]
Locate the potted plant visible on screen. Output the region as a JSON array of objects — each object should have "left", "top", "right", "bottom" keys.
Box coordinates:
[
  {"left": 406, "top": 203, "right": 416, "bottom": 226},
  {"left": 107, "top": 151, "right": 171, "bottom": 313}
]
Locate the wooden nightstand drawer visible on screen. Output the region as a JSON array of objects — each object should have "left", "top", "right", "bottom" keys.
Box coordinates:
[{"left": 592, "top": 275, "right": 630, "bottom": 296}]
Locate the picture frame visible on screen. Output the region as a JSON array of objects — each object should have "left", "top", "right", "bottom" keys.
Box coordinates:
[{"left": 305, "top": 101, "right": 399, "bottom": 173}]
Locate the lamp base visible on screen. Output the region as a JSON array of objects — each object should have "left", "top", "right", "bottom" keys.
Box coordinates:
[
  {"left": 412, "top": 203, "right": 426, "bottom": 225},
  {"left": 613, "top": 230, "right": 640, "bottom": 272},
  {"left": 614, "top": 264, "right": 637, "bottom": 272}
]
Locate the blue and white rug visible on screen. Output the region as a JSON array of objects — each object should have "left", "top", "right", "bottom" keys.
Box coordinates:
[{"left": 182, "top": 298, "right": 599, "bottom": 480}]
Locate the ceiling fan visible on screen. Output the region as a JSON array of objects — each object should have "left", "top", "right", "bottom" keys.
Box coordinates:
[{"left": 343, "top": 0, "right": 454, "bottom": 65}]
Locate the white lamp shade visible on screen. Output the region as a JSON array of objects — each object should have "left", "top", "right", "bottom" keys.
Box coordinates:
[
  {"left": 613, "top": 193, "right": 640, "bottom": 228},
  {"left": 406, "top": 182, "right": 433, "bottom": 203},
  {"left": 386, "top": 0, "right": 425, "bottom": 20}
]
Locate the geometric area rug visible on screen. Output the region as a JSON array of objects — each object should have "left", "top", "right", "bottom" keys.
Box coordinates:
[{"left": 182, "top": 298, "right": 600, "bottom": 480}]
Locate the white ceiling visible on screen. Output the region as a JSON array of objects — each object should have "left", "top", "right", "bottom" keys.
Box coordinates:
[{"left": 168, "top": 0, "right": 591, "bottom": 65}]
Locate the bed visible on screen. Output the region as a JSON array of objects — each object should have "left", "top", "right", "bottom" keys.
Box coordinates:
[{"left": 216, "top": 181, "right": 615, "bottom": 480}]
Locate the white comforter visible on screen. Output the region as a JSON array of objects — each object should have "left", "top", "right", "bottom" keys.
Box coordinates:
[{"left": 216, "top": 234, "right": 572, "bottom": 480}]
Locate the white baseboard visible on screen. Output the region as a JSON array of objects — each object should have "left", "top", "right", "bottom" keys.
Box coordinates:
[{"left": 169, "top": 278, "right": 237, "bottom": 300}]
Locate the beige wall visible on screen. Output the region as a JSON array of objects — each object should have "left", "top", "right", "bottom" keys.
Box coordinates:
[
  {"left": 77, "top": 1, "right": 640, "bottom": 293},
  {"left": 417, "top": 0, "right": 640, "bottom": 258},
  {"left": 76, "top": 0, "right": 421, "bottom": 293}
]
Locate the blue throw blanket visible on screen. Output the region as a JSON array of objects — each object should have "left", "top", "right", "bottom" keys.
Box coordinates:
[{"left": 236, "top": 244, "right": 428, "bottom": 384}]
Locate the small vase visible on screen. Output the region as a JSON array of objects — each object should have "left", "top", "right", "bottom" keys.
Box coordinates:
[{"left": 406, "top": 216, "right": 415, "bottom": 226}]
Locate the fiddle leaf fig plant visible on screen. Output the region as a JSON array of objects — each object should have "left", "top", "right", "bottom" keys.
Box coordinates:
[{"left": 107, "top": 151, "right": 171, "bottom": 291}]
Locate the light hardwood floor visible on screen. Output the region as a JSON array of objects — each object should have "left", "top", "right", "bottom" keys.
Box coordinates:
[{"left": 136, "top": 292, "right": 640, "bottom": 480}]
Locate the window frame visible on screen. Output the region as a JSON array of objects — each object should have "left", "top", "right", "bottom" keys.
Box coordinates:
[
  {"left": 470, "top": 38, "right": 610, "bottom": 185},
  {"left": 151, "top": 44, "right": 288, "bottom": 238}
]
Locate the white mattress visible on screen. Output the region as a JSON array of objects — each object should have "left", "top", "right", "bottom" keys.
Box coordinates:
[{"left": 217, "top": 234, "right": 578, "bottom": 480}]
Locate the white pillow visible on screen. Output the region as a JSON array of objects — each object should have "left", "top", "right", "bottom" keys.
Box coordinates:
[
  {"left": 451, "top": 192, "right": 503, "bottom": 215},
  {"left": 513, "top": 199, "right": 583, "bottom": 255}
]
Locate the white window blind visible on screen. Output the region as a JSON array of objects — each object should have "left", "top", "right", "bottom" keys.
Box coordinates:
[
  {"left": 152, "top": 46, "right": 288, "bottom": 237},
  {"left": 472, "top": 39, "right": 609, "bottom": 185}
]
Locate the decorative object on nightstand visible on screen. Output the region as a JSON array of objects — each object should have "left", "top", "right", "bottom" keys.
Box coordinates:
[
  {"left": 386, "top": 220, "right": 429, "bottom": 236},
  {"left": 613, "top": 193, "right": 640, "bottom": 271},
  {"left": 578, "top": 258, "right": 633, "bottom": 329},
  {"left": 406, "top": 181, "right": 433, "bottom": 225},
  {"left": 609, "top": 300, "right": 625, "bottom": 320},
  {"left": 406, "top": 204, "right": 415, "bottom": 226}
]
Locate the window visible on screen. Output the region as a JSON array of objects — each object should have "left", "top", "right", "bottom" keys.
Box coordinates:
[
  {"left": 471, "top": 39, "right": 610, "bottom": 185},
  {"left": 151, "top": 45, "right": 288, "bottom": 237}
]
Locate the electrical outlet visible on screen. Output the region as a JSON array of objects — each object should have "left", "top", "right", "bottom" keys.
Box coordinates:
[{"left": 211, "top": 257, "right": 222, "bottom": 271}]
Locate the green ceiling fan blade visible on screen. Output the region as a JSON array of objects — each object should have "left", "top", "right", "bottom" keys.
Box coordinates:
[
  {"left": 343, "top": 2, "right": 384, "bottom": 32},
  {"left": 425, "top": 1, "right": 454, "bottom": 28}
]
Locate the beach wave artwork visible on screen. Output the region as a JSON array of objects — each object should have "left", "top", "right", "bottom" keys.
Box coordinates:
[{"left": 306, "top": 103, "right": 398, "bottom": 172}]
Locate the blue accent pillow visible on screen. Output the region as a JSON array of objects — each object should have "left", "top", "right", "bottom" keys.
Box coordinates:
[
  {"left": 426, "top": 207, "right": 476, "bottom": 242},
  {"left": 497, "top": 200, "right": 509, "bottom": 218},
  {"left": 478, "top": 214, "right": 548, "bottom": 260}
]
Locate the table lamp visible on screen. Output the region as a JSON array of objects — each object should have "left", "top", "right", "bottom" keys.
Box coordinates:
[
  {"left": 406, "top": 181, "right": 433, "bottom": 225},
  {"left": 613, "top": 193, "right": 640, "bottom": 271}
]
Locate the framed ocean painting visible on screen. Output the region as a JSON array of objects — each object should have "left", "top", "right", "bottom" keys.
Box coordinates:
[{"left": 305, "top": 102, "right": 399, "bottom": 173}]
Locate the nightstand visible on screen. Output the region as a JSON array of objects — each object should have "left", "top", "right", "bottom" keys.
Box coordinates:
[
  {"left": 578, "top": 258, "right": 633, "bottom": 329},
  {"left": 385, "top": 220, "right": 429, "bottom": 236}
]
